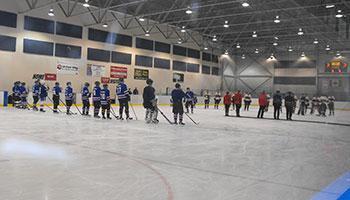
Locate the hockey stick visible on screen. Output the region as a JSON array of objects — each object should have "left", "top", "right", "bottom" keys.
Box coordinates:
[
  {"left": 59, "top": 98, "right": 77, "bottom": 115},
  {"left": 184, "top": 112, "right": 199, "bottom": 125},
  {"left": 110, "top": 104, "right": 119, "bottom": 119},
  {"left": 156, "top": 107, "right": 174, "bottom": 125},
  {"left": 47, "top": 96, "right": 64, "bottom": 113},
  {"left": 73, "top": 102, "right": 83, "bottom": 115},
  {"left": 129, "top": 103, "right": 138, "bottom": 120}
]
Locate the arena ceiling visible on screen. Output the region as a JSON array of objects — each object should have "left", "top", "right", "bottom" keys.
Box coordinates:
[{"left": 17, "top": 0, "right": 350, "bottom": 55}]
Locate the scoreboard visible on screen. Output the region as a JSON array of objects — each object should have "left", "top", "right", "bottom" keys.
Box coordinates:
[{"left": 326, "top": 60, "right": 348, "bottom": 73}]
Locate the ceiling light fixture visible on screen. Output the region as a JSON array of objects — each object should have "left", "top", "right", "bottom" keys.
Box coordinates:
[
  {"left": 255, "top": 48, "right": 259, "bottom": 54},
  {"left": 288, "top": 46, "right": 293, "bottom": 52},
  {"left": 336, "top": 51, "right": 341, "bottom": 57},
  {"left": 224, "top": 21, "right": 230, "bottom": 28},
  {"left": 145, "top": 31, "right": 150, "bottom": 37},
  {"left": 236, "top": 43, "right": 241, "bottom": 49},
  {"left": 242, "top": 2, "right": 250, "bottom": 7},
  {"left": 297, "top": 28, "right": 304, "bottom": 35},
  {"left": 83, "top": 0, "right": 90, "bottom": 7},
  {"left": 48, "top": 8, "right": 55, "bottom": 17},
  {"left": 336, "top": 10, "right": 343, "bottom": 18},
  {"left": 301, "top": 52, "right": 306, "bottom": 57},
  {"left": 181, "top": 26, "right": 186, "bottom": 33},
  {"left": 325, "top": 45, "right": 331, "bottom": 51},
  {"left": 177, "top": 39, "right": 182, "bottom": 44},
  {"left": 212, "top": 35, "right": 217, "bottom": 42},
  {"left": 273, "top": 42, "right": 278, "bottom": 46},
  {"left": 313, "top": 39, "right": 319, "bottom": 44},
  {"left": 224, "top": 50, "right": 229, "bottom": 55},
  {"left": 139, "top": 17, "right": 145, "bottom": 22},
  {"left": 326, "top": 4, "right": 335, "bottom": 9},
  {"left": 252, "top": 31, "right": 257, "bottom": 38},
  {"left": 242, "top": 54, "right": 246, "bottom": 59},
  {"left": 274, "top": 15, "right": 281, "bottom": 23},
  {"left": 186, "top": 7, "right": 193, "bottom": 14},
  {"left": 102, "top": 22, "right": 108, "bottom": 28},
  {"left": 204, "top": 47, "right": 208, "bottom": 50}
]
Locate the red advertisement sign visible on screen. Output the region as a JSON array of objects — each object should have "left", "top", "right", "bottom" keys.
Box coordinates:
[
  {"left": 101, "top": 77, "right": 110, "bottom": 84},
  {"left": 110, "top": 66, "right": 127, "bottom": 79},
  {"left": 44, "top": 73, "right": 57, "bottom": 81}
]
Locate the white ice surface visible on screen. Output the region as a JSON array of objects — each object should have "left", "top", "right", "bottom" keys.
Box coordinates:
[{"left": 0, "top": 105, "right": 349, "bottom": 200}]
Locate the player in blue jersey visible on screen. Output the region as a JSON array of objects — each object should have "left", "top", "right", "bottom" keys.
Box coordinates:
[
  {"left": 12, "top": 81, "right": 21, "bottom": 108},
  {"left": 81, "top": 82, "right": 91, "bottom": 116},
  {"left": 52, "top": 82, "right": 62, "bottom": 113},
  {"left": 116, "top": 78, "right": 131, "bottom": 120},
  {"left": 19, "top": 82, "right": 29, "bottom": 109},
  {"left": 171, "top": 83, "right": 186, "bottom": 125},
  {"left": 93, "top": 81, "right": 101, "bottom": 118},
  {"left": 39, "top": 80, "right": 48, "bottom": 112},
  {"left": 185, "top": 87, "right": 195, "bottom": 114},
  {"left": 101, "top": 84, "right": 112, "bottom": 119},
  {"left": 65, "top": 82, "right": 74, "bottom": 115},
  {"left": 32, "top": 80, "right": 40, "bottom": 111}
]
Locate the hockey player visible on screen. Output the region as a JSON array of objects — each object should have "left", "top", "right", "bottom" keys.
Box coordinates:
[
  {"left": 116, "top": 78, "right": 131, "bottom": 120},
  {"left": 273, "top": 90, "right": 282, "bottom": 120},
  {"left": 204, "top": 92, "right": 210, "bottom": 109},
  {"left": 52, "top": 82, "right": 62, "bottom": 113},
  {"left": 310, "top": 96, "right": 317, "bottom": 115},
  {"left": 328, "top": 96, "right": 335, "bottom": 116},
  {"left": 39, "top": 80, "right": 48, "bottom": 112},
  {"left": 93, "top": 81, "right": 101, "bottom": 118},
  {"left": 65, "top": 82, "right": 73, "bottom": 115},
  {"left": 297, "top": 94, "right": 306, "bottom": 115},
  {"left": 285, "top": 92, "right": 294, "bottom": 120},
  {"left": 233, "top": 90, "right": 243, "bottom": 117},
  {"left": 305, "top": 96, "right": 310, "bottom": 114},
  {"left": 81, "top": 82, "right": 91, "bottom": 116},
  {"left": 265, "top": 94, "right": 271, "bottom": 112},
  {"left": 243, "top": 93, "right": 252, "bottom": 111},
  {"left": 171, "top": 83, "right": 186, "bottom": 125},
  {"left": 318, "top": 96, "right": 327, "bottom": 117},
  {"left": 12, "top": 81, "right": 21, "bottom": 108},
  {"left": 32, "top": 80, "right": 40, "bottom": 111},
  {"left": 101, "top": 84, "right": 112, "bottom": 119},
  {"left": 19, "top": 82, "right": 29, "bottom": 109},
  {"left": 185, "top": 87, "right": 195, "bottom": 114},
  {"left": 223, "top": 92, "right": 232, "bottom": 116},
  {"left": 257, "top": 91, "right": 268, "bottom": 118},
  {"left": 292, "top": 95, "right": 298, "bottom": 113},
  {"left": 143, "top": 79, "right": 158, "bottom": 124},
  {"left": 214, "top": 92, "right": 221, "bottom": 109}
]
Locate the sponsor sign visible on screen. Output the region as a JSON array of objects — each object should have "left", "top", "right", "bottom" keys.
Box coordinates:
[
  {"left": 32, "top": 74, "right": 44, "bottom": 80},
  {"left": 44, "top": 73, "right": 57, "bottom": 81},
  {"left": 173, "top": 73, "right": 184, "bottom": 83},
  {"left": 134, "top": 68, "right": 149, "bottom": 80},
  {"left": 87, "top": 64, "right": 106, "bottom": 77},
  {"left": 57, "top": 62, "right": 79, "bottom": 75},
  {"left": 110, "top": 66, "right": 127, "bottom": 79},
  {"left": 101, "top": 77, "right": 110, "bottom": 84}
]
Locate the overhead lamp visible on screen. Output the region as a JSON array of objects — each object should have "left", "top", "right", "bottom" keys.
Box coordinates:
[
  {"left": 269, "top": 53, "right": 276, "bottom": 60},
  {"left": 288, "top": 46, "right": 293, "bottom": 52},
  {"left": 181, "top": 26, "right": 186, "bottom": 33},
  {"left": 255, "top": 48, "right": 259, "bottom": 54},
  {"left": 224, "top": 50, "right": 229, "bottom": 55},
  {"left": 145, "top": 31, "right": 150, "bottom": 37},
  {"left": 336, "top": 10, "right": 343, "bottom": 18},
  {"left": 242, "top": 2, "right": 250, "bottom": 7},
  {"left": 204, "top": 47, "right": 208, "bottom": 50},
  {"left": 336, "top": 51, "right": 341, "bottom": 57},
  {"left": 326, "top": 4, "right": 335, "bottom": 9},
  {"left": 325, "top": 45, "right": 331, "bottom": 51},
  {"left": 297, "top": 28, "right": 304, "bottom": 35},
  {"left": 274, "top": 36, "right": 279, "bottom": 40},
  {"left": 83, "top": 0, "right": 90, "bottom": 7},
  {"left": 313, "top": 38, "right": 319, "bottom": 44},
  {"left": 139, "top": 17, "right": 145, "bottom": 22},
  {"left": 212, "top": 35, "right": 217, "bottom": 42},
  {"left": 252, "top": 31, "right": 257, "bottom": 38},
  {"left": 242, "top": 54, "right": 246, "bottom": 59},
  {"left": 223, "top": 21, "right": 230, "bottom": 28},
  {"left": 274, "top": 15, "right": 281, "bottom": 23},
  {"left": 48, "top": 8, "right": 55, "bottom": 17},
  {"left": 102, "top": 22, "right": 108, "bottom": 28},
  {"left": 236, "top": 43, "right": 241, "bottom": 49},
  {"left": 177, "top": 39, "right": 182, "bottom": 44},
  {"left": 273, "top": 42, "right": 278, "bottom": 46},
  {"left": 186, "top": 7, "right": 193, "bottom": 14},
  {"left": 301, "top": 52, "right": 306, "bottom": 57}
]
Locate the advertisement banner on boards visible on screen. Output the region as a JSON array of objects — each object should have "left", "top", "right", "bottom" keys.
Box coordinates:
[
  {"left": 44, "top": 73, "right": 57, "bottom": 81},
  {"left": 87, "top": 64, "right": 106, "bottom": 77},
  {"left": 110, "top": 66, "right": 127, "bottom": 79},
  {"left": 57, "top": 62, "right": 79, "bottom": 75},
  {"left": 134, "top": 68, "right": 149, "bottom": 80}
]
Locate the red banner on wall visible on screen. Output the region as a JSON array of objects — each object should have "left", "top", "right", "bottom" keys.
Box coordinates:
[
  {"left": 44, "top": 73, "right": 57, "bottom": 81},
  {"left": 110, "top": 66, "right": 127, "bottom": 79},
  {"left": 101, "top": 77, "right": 110, "bottom": 84}
]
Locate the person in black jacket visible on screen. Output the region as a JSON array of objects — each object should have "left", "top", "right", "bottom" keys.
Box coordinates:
[
  {"left": 171, "top": 83, "right": 186, "bottom": 125},
  {"left": 143, "top": 79, "right": 158, "bottom": 123},
  {"left": 284, "top": 92, "right": 294, "bottom": 120},
  {"left": 273, "top": 90, "right": 282, "bottom": 120}
]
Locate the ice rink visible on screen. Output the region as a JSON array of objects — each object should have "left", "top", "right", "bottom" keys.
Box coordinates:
[{"left": 0, "top": 105, "right": 349, "bottom": 200}]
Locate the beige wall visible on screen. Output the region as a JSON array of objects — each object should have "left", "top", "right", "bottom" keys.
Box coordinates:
[{"left": 0, "top": 10, "right": 221, "bottom": 96}]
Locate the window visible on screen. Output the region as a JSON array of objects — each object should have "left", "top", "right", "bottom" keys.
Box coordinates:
[
  {"left": 111, "top": 51, "right": 132, "bottom": 65},
  {"left": 212, "top": 55, "right": 219, "bottom": 63},
  {"left": 187, "top": 63, "right": 200, "bottom": 73},
  {"left": 173, "top": 45, "right": 187, "bottom": 56},
  {"left": 274, "top": 77, "right": 316, "bottom": 85},
  {"left": 0, "top": 10, "right": 17, "bottom": 28},
  {"left": 155, "top": 41, "right": 170, "bottom": 53},
  {"left": 173, "top": 60, "right": 186, "bottom": 71},
  {"left": 135, "top": 55, "right": 153, "bottom": 67},
  {"left": 202, "top": 65, "right": 211, "bottom": 74},
  {"left": 88, "top": 28, "right": 132, "bottom": 47},
  {"left": 202, "top": 52, "right": 212, "bottom": 62},
  {"left": 0, "top": 35, "right": 16, "bottom": 52},
  {"left": 88, "top": 28, "right": 109, "bottom": 43},
  {"left": 55, "top": 43, "right": 81, "bottom": 59},
  {"left": 136, "top": 37, "right": 154, "bottom": 51},
  {"left": 87, "top": 48, "right": 110, "bottom": 62},
  {"left": 23, "top": 39, "right": 53, "bottom": 56},
  {"left": 154, "top": 58, "right": 170, "bottom": 69},
  {"left": 115, "top": 33, "right": 132, "bottom": 47},
  {"left": 212, "top": 67, "right": 220, "bottom": 76},
  {"left": 56, "top": 22, "right": 82, "bottom": 39},
  {"left": 187, "top": 48, "right": 200, "bottom": 59},
  {"left": 24, "top": 16, "right": 54, "bottom": 34}
]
